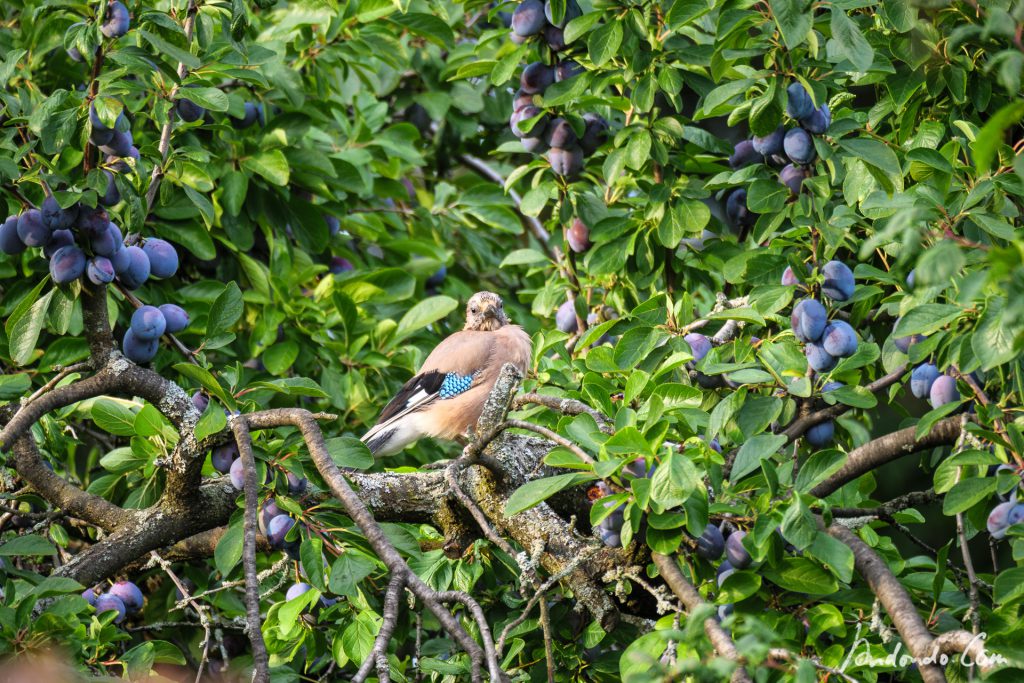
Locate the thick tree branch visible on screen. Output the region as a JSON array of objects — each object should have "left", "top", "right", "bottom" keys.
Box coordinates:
[
  {"left": 782, "top": 364, "right": 907, "bottom": 443},
  {"left": 827, "top": 524, "right": 945, "bottom": 683},
  {"left": 8, "top": 429, "right": 126, "bottom": 530},
  {"left": 811, "top": 415, "right": 964, "bottom": 498}
]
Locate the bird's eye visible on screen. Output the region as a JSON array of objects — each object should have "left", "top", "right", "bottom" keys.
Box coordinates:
[{"left": 471, "top": 306, "right": 478, "bottom": 314}]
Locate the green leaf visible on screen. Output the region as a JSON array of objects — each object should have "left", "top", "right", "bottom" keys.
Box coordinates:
[
  {"left": 665, "top": 0, "right": 711, "bottom": 30},
  {"left": 588, "top": 21, "right": 622, "bottom": 68},
  {"left": 8, "top": 289, "right": 54, "bottom": 366},
  {"left": 221, "top": 171, "right": 248, "bottom": 216},
  {"left": 173, "top": 363, "right": 237, "bottom": 410},
  {"left": 649, "top": 452, "right": 701, "bottom": 508},
  {"left": 746, "top": 178, "right": 789, "bottom": 213},
  {"left": 974, "top": 101, "right": 1024, "bottom": 173},
  {"left": 500, "top": 249, "right": 550, "bottom": 267},
  {"left": 329, "top": 552, "right": 378, "bottom": 598},
  {"left": 262, "top": 341, "right": 300, "bottom": 375},
  {"left": 829, "top": 9, "right": 874, "bottom": 72},
  {"left": 807, "top": 533, "right": 854, "bottom": 583},
  {"left": 242, "top": 150, "right": 290, "bottom": 186},
  {"left": 839, "top": 139, "right": 902, "bottom": 193},
  {"left": 390, "top": 13, "right": 455, "bottom": 48},
  {"left": 770, "top": 0, "right": 811, "bottom": 50},
  {"left": 749, "top": 78, "right": 783, "bottom": 137},
  {"left": 764, "top": 557, "right": 838, "bottom": 594},
  {"left": 100, "top": 446, "right": 147, "bottom": 473},
  {"left": 942, "top": 477, "right": 997, "bottom": 515},
  {"left": 564, "top": 12, "right": 602, "bottom": 45},
  {"left": 208, "top": 282, "right": 244, "bottom": 339},
  {"left": 214, "top": 518, "right": 244, "bottom": 576},
  {"left": 194, "top": 403, "right": 227, "bottom": 442},
  {"left": 972, "top": 302, "right": 1019, "bottom": 371},
  {"left": 625, "top": 129, "right": 652, "bottom": 170},
  {"left": 780, "top": 497, "right": 816, "bottom": 551},
  {"left": 92, "top": 398, "right": 138, "bottom": 436},
  {"left": 0, "top": 373, "right": 31, "bottom": 399},
  {"left": 31, "top": 576, "right": 84, "bottom": 598},
  {"left": 825, "top": 385, "right": 877, "bottom": 409},
  {"left": 717, "top": 572, "right": 761, "bottom": 603},
  {"left": 731, "top": 434, "right": 786, "bottom": 481},
  {"left": 177, "top": 87, "right": 228, "bottom": 112},
  {"left": 249, "top": 377, "right": 328, "bottom": 398},
  {"left": 915, "top": 240, "right": 964, "bottom": 288},
  {"left": 994, "top": 567, "right": 1024, "bottom": 606},
  {"left": 300, "top": 537, "right": 326, "bottom": 590},
  {"left": 0, "top": 534, "right": 56, "bottom": 556},
  {"left": 892, "top": 304, "right": 961, "bottom": 337},
  {"left": 133, "top": 404, "right": 165, "bottom": 437},
  {"left": 140, "top": 30, "right": 201, "bottom": 70},
  {"left": 393, "top": 296, "right": 458, "bottom": 343},
  {"left": 613, "top": 326, "right": 665, "bottom": 370},
  {"left": 326, "top": 436, "right": 375, "bottom": 470},
  {"left": 505, "top": 473, "right": 596, "bottom": 516}
]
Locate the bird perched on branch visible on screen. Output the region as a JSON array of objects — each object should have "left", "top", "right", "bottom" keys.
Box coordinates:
[{"left": 361, "top": 291, "right": 532, "bottom": 456}]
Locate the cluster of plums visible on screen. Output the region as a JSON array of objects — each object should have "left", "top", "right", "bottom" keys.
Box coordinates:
[
  {"left": 728, "top": 81, "right": 832, "bottom": 218},
  {"left": 785, "top": 260, "right": 858, "bottom": 370},
  {"left": 0, "top": 202, "right": 179, "bottom": 293},
  {"left": 87, "top": 100, "right": 141, "bottom": 207},
  {"left": 0, "top": 97, "right": 189, "bottom": 367},
  {"left": 67, "top": 0, "right": 130, "bottom": 62},
  {"left": 509, "top": 0, "right": 579, "bottom": 49},
  {"left": 124, "top": 302, "right": 189, "bottom": 364},
  {"left": 507, "top": 0, "right": 608, "bottom": 176},
  {"left": 82, "top": 579, "right": 143, "bottom": 624},
  {"left": 892, "top": 318, "right": 963, "bottom": 411}
]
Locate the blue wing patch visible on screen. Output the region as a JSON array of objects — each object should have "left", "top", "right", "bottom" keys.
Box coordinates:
[{"left": 439, "top": 372, "right": 475, "bottom": 399}]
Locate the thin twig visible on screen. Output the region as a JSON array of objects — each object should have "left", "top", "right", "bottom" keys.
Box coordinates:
[
  {"left": 504, "top": 419, "right": 596, "bottom": 466},
  {"left": 952, "top": 417, "right": 982, "bottom": 652},
  {"left": 445, "top": 464, "right": 517, "bottom": 558},
  {"left": 24, "top": 363, "right": 91, "bottom": 405},
  {"left": 513, "top": 392, "right": 614, "bottom": 432},
  {"left": 766, "top": 649, "right": 859, "bottom": 683},
  {"left": 144, "top": 0, "right": 199, "bottom": 212},
  {"left": 148, "top": 551, "right": 213, "bottom": 683},
  {"left": 538, "top": 598, "right": 555, "bottom": 683}
]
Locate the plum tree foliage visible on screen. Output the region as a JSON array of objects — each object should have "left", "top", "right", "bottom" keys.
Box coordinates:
[{"left": 0, "top": 0, "right": 1023, "bottom": 682}]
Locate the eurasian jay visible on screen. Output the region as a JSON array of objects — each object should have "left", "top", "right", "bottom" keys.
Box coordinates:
[{"left": 361, "top": 291, "right": 532, "bottom": 456}]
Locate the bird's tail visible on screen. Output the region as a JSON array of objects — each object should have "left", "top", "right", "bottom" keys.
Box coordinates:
[{"left": 360, "top": 426, "right": 394, "bottom": 456}]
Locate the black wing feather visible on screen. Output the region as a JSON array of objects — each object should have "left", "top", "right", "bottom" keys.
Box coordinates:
[{"left": 375, "top": 370, "right": 446, "bottom": 424}]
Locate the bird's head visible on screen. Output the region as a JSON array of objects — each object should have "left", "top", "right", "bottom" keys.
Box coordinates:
[{"left": 464, "top": 291, "right": 509, "bottom": 331}]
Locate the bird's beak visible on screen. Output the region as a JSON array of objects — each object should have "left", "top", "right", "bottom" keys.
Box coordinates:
[{"left": 483, "top": 305, "right": 498, "bottom": 319}]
